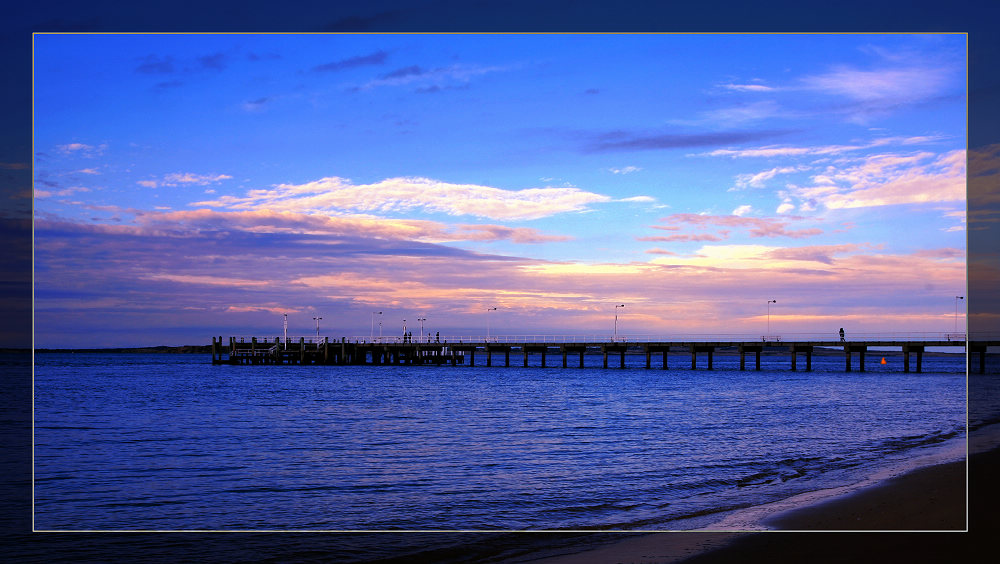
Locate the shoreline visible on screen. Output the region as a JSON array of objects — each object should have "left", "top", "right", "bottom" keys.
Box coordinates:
[{"left": 521, "top": 425, "right": 995, "bottom": 564}]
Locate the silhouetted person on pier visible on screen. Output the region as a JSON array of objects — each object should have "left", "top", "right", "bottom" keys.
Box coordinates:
[
  {"left": 435, "top": 332, "right": 440, "bottom": 343},
  {"left": 839, "top": 327, "right": 845, "bottom": 342}
]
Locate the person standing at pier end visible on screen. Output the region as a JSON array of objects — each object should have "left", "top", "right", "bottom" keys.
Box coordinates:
[{"left": 840, "top": 328, "right": 846, "bottom": 342}]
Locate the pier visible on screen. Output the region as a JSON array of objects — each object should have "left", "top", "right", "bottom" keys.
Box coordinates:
[{"left": 211, "top": 335, "right": 995, "bottom": 373}]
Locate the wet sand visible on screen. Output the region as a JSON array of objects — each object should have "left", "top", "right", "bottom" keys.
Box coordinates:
[{"left": 523, "top": 444, "right": 996, "bottom": 564}]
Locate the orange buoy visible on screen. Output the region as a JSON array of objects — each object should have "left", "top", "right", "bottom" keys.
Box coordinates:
[{"left": 880, "top": 357, "right": 887, "bottom": 365}]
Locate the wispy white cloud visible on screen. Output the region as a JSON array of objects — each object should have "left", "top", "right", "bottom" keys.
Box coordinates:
[
  {"left": 608, "top": 166, "right": 641, "bottom": 174},
  {"left": 800, "top": 65, "right": 953, "bottom": 103},
  {"left": 193, "top": 176, "right": 612, "bottom": 221},
  {"left": 790, "top": 149, "right": 965, "bottom": 210},
  {"left": 34, "top": 186, "right": 91, "bottom": 198},
  {"left": 730, "top": 166, "right": 805, "bottom": 190},
  {"left": 139, "top": 172, "right": 233, "bottom": 188},
  {"left": 702, "top": 137, "right": 927, "bottom": 159},
  {"left": 57, "top": 143, "right": 107, "bottom": 157},
  {"left": 719, "top": 83, "right": 776, "bottom": 92},
  {"left": 703, "top": 100, "right": 785, "bottom": 124}
]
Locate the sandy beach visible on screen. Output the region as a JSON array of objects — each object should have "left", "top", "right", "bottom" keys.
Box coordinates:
[{"left": 522, "top": 425, "right": 1000, "bottom": 564}]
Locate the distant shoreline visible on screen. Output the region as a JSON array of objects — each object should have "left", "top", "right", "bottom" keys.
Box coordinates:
[{"left": 19, "top": 345, "right": 212, "bottom": 354}]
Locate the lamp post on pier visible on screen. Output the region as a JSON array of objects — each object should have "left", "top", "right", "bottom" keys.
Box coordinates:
[
  {"left": 313, "top": 316, "right": 322, "bottom": 341},
  {"left": 283, "top": 313, "right": 287, "bottom": 350},
  {"left": 614, "top": 304, "right": 625, "bottom": 342},
  {"left": 766, "top": 299, "right": 776, "bottom": 339},
  {"left": 486, "top": 307, "right": 497, "bottom": 341},
  {"left": 371, "top": 311, "right": 382, "bottom": 342},
  {"left": 402, "top": 319, "right": 407, "bottom": 342},
  {"left": 417, "top": 317, "right": 426, "bottom": 342}
]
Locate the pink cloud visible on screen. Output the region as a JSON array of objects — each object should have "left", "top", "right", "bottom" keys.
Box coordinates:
[
  {"left": 790, "top": 150, "right": 965, "bottom": 210},
  {"left": 33, "top": 210, "right": 966, "bottom": 345},
  {"left": 132, "top": 209, "right": 567, "bottom": 244},
  {"left": 638, "top": 233, "right": 726, "bottom": 242},
  {"left": 650, "top": 213, "right": 823, "bottom": 239}
]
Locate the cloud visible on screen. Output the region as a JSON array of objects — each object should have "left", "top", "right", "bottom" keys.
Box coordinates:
[
  {"left": 137, "top": 51, "right": 238, "bottom": 76},
  {"left": 608, "top": 166, "right": 641, "bottom": 175},
  {"left": 585, "top": 129, "right": 794, "bottom": 153},
  {"left": 192, "top": 176, "right": 612, "bottom": 221},
  {"left": 650, "top": 213, "right": 823, "bottom": 240},
  {"left": 731, "top": 166, "right": 804, "bottom": 190},
  {"left": 644, "top": 248, "right": 677, "bottom": 255},
  {"left": 702, "top": 136, "right": 939, "bottom": 159},
  {"left": 762, "top": 244, "right": 869, "bottom": 265},
  {"left": 719, "top": 83, "right": 776, "bottom": 92},
  {"left": 703, "top": 101, "right": 785, "bottom": 124},
  {"left": 801, "top": 65, "right": 953, "bottom": 104},
  {"left": 617, "top": 196, "right": 655, "bottom": 203},
  {"left": 33, "top": 210, "right": 966, "bottom": 345},
  {"left": 791, "top": 150, "right": 965, "bottom": 210},
  {"left": 34, "top": 186, "right": 91, "bottom": 198},
  {"left": 130, "top": 208, "right": 568, "bottom": 245},
  {"left": 198, "top": 53, "right": 227, "bottom": 71},
  {"left": 153, "top": 79, "right": 185, "bottom": 90},
  {"left": 913, "top": 248, "right": 965, "bottom": 260},
  {"left": 143, "top": 273, "right": 270, "bottom": 287},
  {"left": 139, "top": 173, "right": 233, "bottom": 188},
  {"left": 359, "top": 62, "right": 512, "bottom": 91},
  {"left": 57, "top": 143, "right": 106, "bottom": 157},
  {"left": 732, "top": 205, "right": 753, "bottom": 217},
  {"left": 312, "top": 50, "right": 388, "bottom": 72},
  {"left": 381, "top": 65, "right": 423, "bottom": 80},
  {"left": 638, "top": 233, "right": 726, "bottom": 242},
  {"left": 242, "top": 97, "right": 270, "bottom": 112}
]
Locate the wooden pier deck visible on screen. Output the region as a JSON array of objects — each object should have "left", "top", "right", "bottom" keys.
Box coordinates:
[{"left": 212, "top": 336, "right": 995, "bottom": 373}]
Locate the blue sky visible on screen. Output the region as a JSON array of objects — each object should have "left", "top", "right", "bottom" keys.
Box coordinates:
[{"left": 33, "top": 33, "right": 967, "bottom": 346}]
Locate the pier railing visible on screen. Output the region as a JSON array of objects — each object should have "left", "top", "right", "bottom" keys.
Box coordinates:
[{"left": 264, "top": 331, "right": 977, "bottom": 345}]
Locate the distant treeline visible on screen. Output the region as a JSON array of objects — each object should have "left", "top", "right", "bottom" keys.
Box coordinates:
[{"left": 30, "top": 345, "right": 213, "bottom": 354}]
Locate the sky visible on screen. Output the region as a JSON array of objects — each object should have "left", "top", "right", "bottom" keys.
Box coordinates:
[{"left": 32, "top": 33, "right": 967, "bottom": 347}]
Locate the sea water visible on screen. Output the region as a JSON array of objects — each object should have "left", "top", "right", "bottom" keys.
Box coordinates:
[{"left": 33, "top": 351, "right": 969, "bottom": 537}]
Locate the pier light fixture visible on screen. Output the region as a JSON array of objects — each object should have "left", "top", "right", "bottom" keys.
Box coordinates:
[
  {"left": 371, "top": 311, "right": 382, "bottom": 342},
  {"left": 487, "top": 307, "right": 497, "bottom": 341},
  {"left": 766, "top": 299, "right": 777, "bottom": 337},
  {"left": 417, "top": 317, "right": 427, "bottom": 341},
  {"left": 614, "top": 304, "right": 625, "bottom": 342},
  {"left": 283, "top": 313, "right": 288, "bottom": 350},
  {"left": 955, "top": 296, "right": 964, "bottom": 333},
  {"left": 313, "top": 316, "right": 322, "bottom": 341}
]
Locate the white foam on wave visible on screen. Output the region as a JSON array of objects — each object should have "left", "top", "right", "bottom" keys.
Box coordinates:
[{"left": 694, "top": 428, "right": 975, "bottom": 532}]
